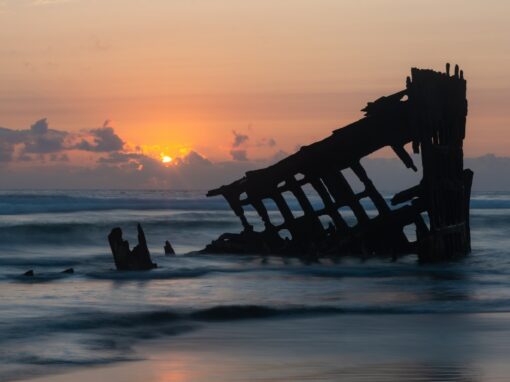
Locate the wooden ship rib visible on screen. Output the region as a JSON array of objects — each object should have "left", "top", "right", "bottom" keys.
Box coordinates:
[{"left": 204, "top": 64, "right": 473, "bottom": 262}]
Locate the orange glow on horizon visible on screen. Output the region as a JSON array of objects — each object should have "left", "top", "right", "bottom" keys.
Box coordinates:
[{"left": 0, "top": 1, "right": 509, "bottom": 159}]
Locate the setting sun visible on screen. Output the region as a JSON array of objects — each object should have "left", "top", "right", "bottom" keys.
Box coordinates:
[{"left": 162, "top": 155, "right": 173, "bottom": 164}]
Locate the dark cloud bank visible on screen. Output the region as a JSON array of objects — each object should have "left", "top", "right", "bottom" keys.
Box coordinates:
[
  {"left": 0, "top": 118, "right": 124, "bottom": 163},
  {"left": 1, "top": 119, "right": 510, "bottom": 191},
  {"left": 0, "top": 120, "right": 272, "bottom": 189},
  {"left": 2, "top": 151, "right": 510, "bottom": 192}
]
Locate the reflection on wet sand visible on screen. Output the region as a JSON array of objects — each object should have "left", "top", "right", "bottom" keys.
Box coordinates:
[
  {"left": 153, "top": 360, "right": 480, "bottom": 382},
  {"left": 29, "top": 311, "right": 510, "bottom": 382}
]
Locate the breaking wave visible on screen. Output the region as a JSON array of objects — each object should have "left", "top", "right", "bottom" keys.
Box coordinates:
[
  {"left": 5, "top": 302, "right": 510, "bottom": 345},
  {"left": 2, "top": 190, "right": 510, "bottom": 215}
]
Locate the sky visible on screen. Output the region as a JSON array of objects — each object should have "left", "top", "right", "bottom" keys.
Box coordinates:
[{"left": 1, "top": 0, "right": 510, "bottom": 189}]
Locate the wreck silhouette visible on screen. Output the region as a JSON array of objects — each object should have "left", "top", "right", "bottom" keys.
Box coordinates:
[{"left": 204, "top": 64, "right": 472, "bottom": 262}]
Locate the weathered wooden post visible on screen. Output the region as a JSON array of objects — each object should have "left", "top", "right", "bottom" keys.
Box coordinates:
[
  {"left": 108, "top": 224, "right": 157, "bottom": 270},
  {"left": 407, "top": 64, "right": 472, "bottom": 261}
]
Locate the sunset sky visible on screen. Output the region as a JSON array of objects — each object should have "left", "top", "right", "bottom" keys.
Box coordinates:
[{"left": 1, "top": 0, "right": 510, "bottom": 188}]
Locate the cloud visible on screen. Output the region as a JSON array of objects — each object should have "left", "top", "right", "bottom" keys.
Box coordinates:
[
  {"left": 49, "top": 153, "right": 69, "bottom": 162},
  {"left": 228, "top": 130, "right": 279, "bottom": 161},
  {"left": 0, "top": 126, "right": 25, "bottom": 162},
  {"left": 0, "top": 119, "right": 68, "bottom": 160},
  {"left": 2, "top": 119, "right": 510, "bottom": 192},
  {"left": 97, "top": 150, "right": 214, "bottom": 185},
  {"left": 97, "top": 152, "right": 144, "bottom": 165},
  {"left": 74, "top": 121, "right": 124, "bottom": 152},
  {"left": 0, "top": 148, "right": 413, "bottom": 191},
  {"left": 0, "top": 127, "right": 27, "bottom": 145},
  {"left": 23, "top": 118, "right": 68, "bottom": 154},
  {"left": 257, "top": 137, "right": 277, "bottom": 147},
  {"left": 173, "top": 150, "right": 212, "bottom": 166},
  {"left": 229, "top": 149, "right": 248, "bottom": 161},
  {"left": 97, "top": 151, "right": 158, "bottom": 174},
  {"left": 0, "top": 118, "right": 259, "bottom": 189},
  {"left": 228, "top": 130, "right": 251, "bottom": 160},
  {"left": 17, "top": 153, "right": 33, "bottom": 162},
  {"left": 0, "top": 119, "right": 128, "bottom": 163},
  {"left": 5, "top": 135, "right": 507, "bottom": 192},
  {"left": 30, "top": 118, "right": 48, "bottom": 134},
  {"left": 232, "top": 130, "right": 249, "bottom": 148},
  {"left": 80, "top": 149, "right": 253, "bottom": 189},
  {"left": 0, "top": 141, "right": 15, "bottom": 162}
]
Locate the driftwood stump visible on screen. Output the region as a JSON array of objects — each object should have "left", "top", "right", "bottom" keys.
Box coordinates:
[
  {"left": 164, "top": 240, "right": 175, "bottom": 255},
  {"left": 108, "top": 224, "right": 157, "bottom": 270}
]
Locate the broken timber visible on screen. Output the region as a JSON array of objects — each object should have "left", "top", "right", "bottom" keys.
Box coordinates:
[
  {"left": 108, "top": 224, "right": 157, "bottom": 270},
  {"left": 204, "top": 64, "right": 472, "bottom": 262}
]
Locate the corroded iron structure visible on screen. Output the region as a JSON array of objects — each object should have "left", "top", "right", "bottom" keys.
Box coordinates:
[{"left": 205, "top": 65, "right": 473, "bottom": 261}]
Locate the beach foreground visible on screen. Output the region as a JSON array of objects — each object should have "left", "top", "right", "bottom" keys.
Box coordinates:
[{"left": 29, "top": 313, "right": 510, "bottom": 382}]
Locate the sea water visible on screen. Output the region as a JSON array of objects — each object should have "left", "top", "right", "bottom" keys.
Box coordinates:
[{"left": 1, "top": 190, "right": 510, "bottom": 381}]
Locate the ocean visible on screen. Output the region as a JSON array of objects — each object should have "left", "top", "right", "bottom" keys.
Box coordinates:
[{"left": 2, "top": 190, "right": 510, "bottom": 381}]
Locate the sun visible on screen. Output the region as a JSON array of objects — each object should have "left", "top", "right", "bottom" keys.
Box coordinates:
[{"left": 162, "top": 155, "right": 172, "bottom": 164}]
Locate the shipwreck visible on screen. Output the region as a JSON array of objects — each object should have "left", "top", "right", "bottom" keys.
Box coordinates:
[{"left": 203, "top": 64, "right": 473, "bottom": 262}]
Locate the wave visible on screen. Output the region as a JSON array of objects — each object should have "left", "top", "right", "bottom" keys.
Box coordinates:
[
  {"left": 0, "top": 191, "right": 229, "bottom": 215},
  {"left": 188, "top": 305, "right": 342, "bottom": 321},
  {"left": 2, "top": 209, "right": 510, "bottom": 248},
  {"left": 12, "top": 354, "right": 139, "bottom": 366},
  {"left": 3, "top": 190, "right": 510, "bottom": 216},
  {"left": 470, "top": 212, "right": 510, "bottom": 229},
  {"left": 0, "top": 217, "right": 239, "bottom": 246},
  {"left": 73, "top": 301, "right": 510, "bottom": 322},
  {"left": 0, "top": 305, "right": 381, "bottom": 343},
  {"left": 0, "top": 255, "right": 94, "bottom": 267},
  {"left": 6, "top": 302, "right": 510, "bottom": 344},
  {"left": 0, "top": 218, "right": 237, "bottom": 231},
  {"left": 6, "top": 254, "right": 510, "bottom": 284}
]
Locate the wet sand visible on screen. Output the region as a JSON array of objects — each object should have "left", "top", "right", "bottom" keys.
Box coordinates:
[{"left": 27, "top": 313, "right": 510, "bottom": 382}]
